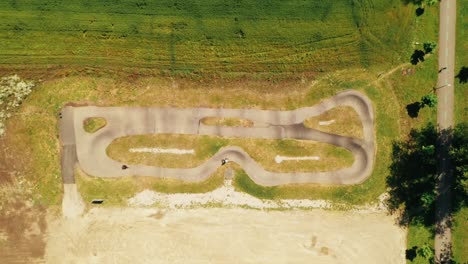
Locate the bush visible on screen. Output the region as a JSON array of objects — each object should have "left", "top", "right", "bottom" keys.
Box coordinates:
[
  {"left": 421, "top": 93, "right": 437, "bottom": 108},
  {"left": 423, "top": 41, "right": 437, "bottom": 54},
  {"left": 0, "top": 75, "right": 35, "bottom": 136}
]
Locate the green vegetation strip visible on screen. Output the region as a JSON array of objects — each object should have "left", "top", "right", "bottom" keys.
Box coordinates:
[{"left": 106, "top": 134, "right": 354, "bottom": 173}]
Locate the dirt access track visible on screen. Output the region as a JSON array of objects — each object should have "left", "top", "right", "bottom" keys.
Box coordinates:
[{"left": 60, "top": 90, "right": 375, "bottom": 186}]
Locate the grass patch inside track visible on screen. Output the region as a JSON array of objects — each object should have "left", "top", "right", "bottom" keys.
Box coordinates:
[
  {"left": 83, "top": 117, "right": 107, "bottom": 133},
  {"left": 303, "top": 106, "right": 363, "bottom": 139},
  {"left": 201, "top": 117, "right": 254, "bottom": 128},
  {"left": 106, "top": 134, "right": 354, "bottom": 172}
]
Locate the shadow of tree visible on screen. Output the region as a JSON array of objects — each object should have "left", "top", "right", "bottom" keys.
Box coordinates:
[
  {"left": 401, "top": 0, "right": 423, "bottom": 5},
  {"left": 416, "top": 7, "right": 425, "bottom": 16},
  {"left": 387, "top": 123, "right": 438, "bottom": 226},
  {"left": 406, "top": 246, "right": 418, "bottom": 261},
  {"left": 411, "top": 50, "right": 426, "bottom": 65},
  {"left": 406, "top": 102, "right": 421, "bottom": 118},
  {"left": 455, "top": 66, "right": 468, "bottom": 84},
  {"left": 386, "top": 122, "right": 467, "bottom": 227}
]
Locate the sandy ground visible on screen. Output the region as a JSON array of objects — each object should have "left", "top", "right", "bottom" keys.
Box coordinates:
[
  {"left": 45, "top": 207, "right": 406, "bottom": 264},
  {"left": 128, "top": 182, "right": 332, "bottom": 210},
  {"left": 62, "top": 184, "right": 85, "bottom": 219},
  {"left": 128, "top": 182, "right": 388, "bottom": 211}
]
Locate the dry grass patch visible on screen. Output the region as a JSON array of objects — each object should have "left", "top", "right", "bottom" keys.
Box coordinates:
[
  {"left": 83, "top": 117, "right": 107, "bottom": 133},
  {"left": 106, "top": 134, "right": 354, "bottom": 173},
  {"left": 303, "top": 106, "right": 363, "bottom": 139},
  {"left": 201, "top": 117, "right": 254, "bottom": 127}
]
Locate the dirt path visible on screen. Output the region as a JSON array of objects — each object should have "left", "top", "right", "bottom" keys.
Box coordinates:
[
  {"left": 60, "top": 90, "right": 375, "bottom": 186},
  {"left": 45, "top": 208, "right": 405, "bottom": 264},
  {"left": 371, "top": 63, "right": 411, "bottom": 86}
]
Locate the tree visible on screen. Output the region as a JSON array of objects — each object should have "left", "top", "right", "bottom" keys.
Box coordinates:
[
  {"left": 421, "top": 93, "right": 437, "bottom": 108},
  {"left": 424, "top": 0, "right": 438, "bottom": 6},
  {"left": 418, "top": 243, "right": 434, "bottom": 259}
]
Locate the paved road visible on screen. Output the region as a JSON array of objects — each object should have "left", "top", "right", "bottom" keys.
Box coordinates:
[
  {"left": 59, "top": 90, "right": 375, "bottom": 186},
  {"left": 435, "top": 0, "right": 456, "bottom": 262},
  {"left": 59, "top": 107, "right": 77, "bottom": 184}
]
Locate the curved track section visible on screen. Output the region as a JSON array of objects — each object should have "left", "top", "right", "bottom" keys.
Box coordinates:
[{"left": 60, "top": 90, "right": 375, "bottom": 186}]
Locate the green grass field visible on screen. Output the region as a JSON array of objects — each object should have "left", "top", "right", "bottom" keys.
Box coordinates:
[{"left": 0, "top": 0, "right": 414, "bottom": 75}]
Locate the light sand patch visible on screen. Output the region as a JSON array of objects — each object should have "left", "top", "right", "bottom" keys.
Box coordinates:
[
  {"left": 129, "top": 147, "right": 195, "bottom": 155},
  {"left": 319, "top": 120, "right": 336, "bottom": 126},
  {"left": 62, "top": 184, "right": 85, "bottom": 219},
  {"left": 45, "top": 208, "right": 406, "bottom": 264},
  {"left": 128, "top": 186, "right": 331, "bottom": 209}
]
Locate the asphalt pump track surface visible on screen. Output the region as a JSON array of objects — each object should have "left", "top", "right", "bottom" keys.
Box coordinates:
[{"left": 59, "top": 90, "right": 375, "bottom": 186}]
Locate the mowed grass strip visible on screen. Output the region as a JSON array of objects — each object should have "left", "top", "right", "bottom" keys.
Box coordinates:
[
  {"left": 0, "top": 0, "right": 414, "bottom": 74},
  {"left": 106, "top": 134, "right": 354, "bottom": 173},
  {"left": 303, "top": 106, "right": 363, "bottom": 138}
]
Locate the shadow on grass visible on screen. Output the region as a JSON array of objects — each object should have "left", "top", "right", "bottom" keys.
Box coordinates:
[
  {"left": 406, "top": 246, "right": 418, "bottom": 261},
  {"left": 406, "top": 102, "right": 421, "bottom": 118},
  {"left": 455, "top": 66, "right": 468, "bottom": 84},
  {"left": 411, "top": 50, "right": 426, "bottom": 65},
  {"left": 416, "top": 7, "right": 425, "bottom": 16},
  {"left": 401, "top": 0, "right": 423, "bottom": 5}
]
